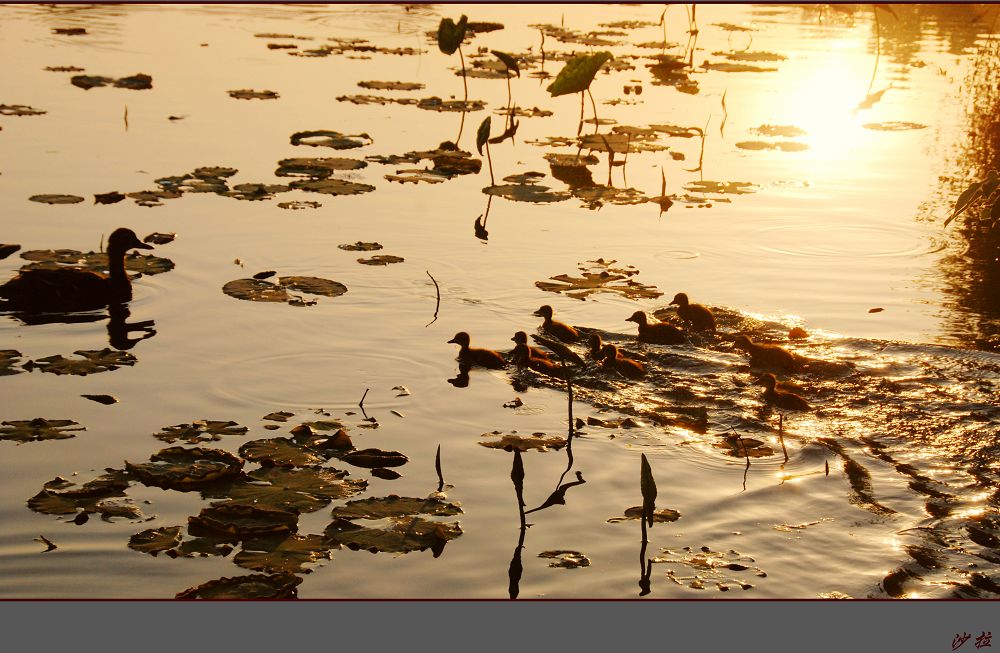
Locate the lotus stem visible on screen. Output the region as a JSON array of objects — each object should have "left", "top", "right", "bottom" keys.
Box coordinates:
[
  {"left": 486, "top": 142, "right": 495, "bottom": 186},
  {"left": 459, "top": 45, "right": 468, "bottom": 103}
]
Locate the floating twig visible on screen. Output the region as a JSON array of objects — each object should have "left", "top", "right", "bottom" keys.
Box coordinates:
[{"left": 425, "top": 270, "right": 441, "bottom": 327}]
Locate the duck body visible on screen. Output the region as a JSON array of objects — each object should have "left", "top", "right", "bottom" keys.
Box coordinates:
[
  {"left": 759, "top": 373, "right": 810, "bottom": 411},
  {"left": 626, "top": 311, "right": 686, "bottom": 345},
  {"left": 0, "top": 228, "right": 152, "bottom": 313},
  {"left": 511, "top": 341, "right": 566, "bottom": 378},
  {"left": 669, "top": 292, "right": 716, "bottom": 332},
  {"left": 533, "top": 305, "right": 581, "bottom": 343},
  {"left": 448, "top": 332, "right": 507, "bottom": 369},
  {"left": 510, "top": 331, "right": 550, "bottom": 362},
  {"left": 733, "top": 334, "right": 798, "bottom": 371},
  {"left": 599, "top": 344, "right": 647, "bottom": 379}
]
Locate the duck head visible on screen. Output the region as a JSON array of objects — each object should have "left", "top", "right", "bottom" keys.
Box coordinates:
[
  {"left": 447, "top": 332, "right": 470, "bottom": 347},
  {"left": 625, "top": 310, "right": 648, "bottom": 326},
  {"left": 107, "top": 228, "right": 154, "bottom": 256},
  {"left": 533, "top": 305, "right": 554, "bottom": 319},
  {"left": 757, "top": 372, "right": 778, "bottom": 390},
  {"left": 732, "top": 334, "right": 752, "bottom": 350},
  {"left": 669, "top": 292, "right": 689, "bottom": 307},
  {"left": 599, "top": 343, "right": 619, "bottom": 360},
  {"left": 588, "top": 332, "right": 603, "bottom": 354},
  {"left": 511, "top": 331, "right": 528, "bottom": 345}
]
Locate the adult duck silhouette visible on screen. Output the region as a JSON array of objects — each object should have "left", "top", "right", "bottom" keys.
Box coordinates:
[{"left": 0, "top": 228, "right": 153, "bottom": 313}]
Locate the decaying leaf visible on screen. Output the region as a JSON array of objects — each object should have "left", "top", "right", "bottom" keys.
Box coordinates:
[
  {"left": 26, "top": 349, "right": 137, "bottom": 376},
  {"left": 129, "top": 526, "right": 184, "bottom": 555},
  {"left": 340, "top": 448, "right": 408, "bottom": 468},
  {"left": 535, "top": 258, "right": 662, "bottom": 300},
  {"left": 126, "top": 446, "right": 244, "bottom": 490},
  {"left": 479, "top": 431, "right": 567, "bottom": 452},
  {"left": 176, "top": 572, "right": 302, "bottom": 599},
  {"left": 27, "top": 470, "right": 129, "bottom": 515},
  {"left": 324, "top": 515, "right": 462, "bottom": 555},
  {"left": 20, "top": 249, "right": 174, "bottom": 276},
  {"left": 607, "top": 506, "right": 681, "bottom": 524},
  {"left": 357, "top": 255, "right": 404, "bottom": 266},
  {"left": 275, "top": 157, "right": 367, "bottom": 178},
  {"left": 330, "top": 494, "right": 463, "bottom": 520},
  {"left": 0, "top": 350, "right": 24, "bottom": 376},
  {"left": 153, "top": 420, "right": 248, "bottom": 444},
  {"left": 290, "top": 130, "right": 373, "bottom": 150},
  {"left": 234, "top": 534, "right": 333, "bottom": 573},
  {"left": 238, "top": 437, "right": 328, "bottom": 468},
  {"left": 28, "top": 194, "right": 85, "bottom": 205},
  {"left": 228, "top": 89, "right": 279, "bottom": 100},
  {"left": 539, "top": 550, "right": 591, "bottom": 568},
  {"left": 218, "top": 466, "right": 366, "bottom": 513},
  {"left": 0, "top": 418, "right": 86, "bottom": 443},
  {"left": 188, "top": 503, "right": 299, "bottom": 539}
]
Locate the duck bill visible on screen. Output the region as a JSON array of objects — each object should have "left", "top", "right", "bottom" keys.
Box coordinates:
[
  {"left": 446, "top": 337, "right": 459, "bottom": 344},
  {"left": 532, "top": 309, "right": 544, "bottom": 317}
]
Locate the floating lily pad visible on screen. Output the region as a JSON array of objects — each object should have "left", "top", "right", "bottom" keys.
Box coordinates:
[
  {"left": 275, "top": 157, "right": 367, "bottom": 178},
  {"left": 53, "top": 27, "right": 86, "bottom": 35},
  {"left": 126, "top": 446, "right": 244, "bottom": 490},
  {"left": 81, "top": 394, "right": 117, "bottom": 405},
  {"left": 44, "top": 66, "right": 85, "bottom": 72},
  {"left": 228, "top": 89, "right": 279, "bottom": 100},
  {"left": 479, "top": 431, "right": 567, "bottom": 452},
  {"left": 238, "top": 437, "right": 327, "bottom": 467},
  {"left": 176, "top": 572, "right": 301, "bottom": 599},
  {"left": 290, "top": 130, "right": 373, "bottom": 150},
  {"left": 70, "top": 75, "right": 113, "bottom": 89},
  {"left": 358, "top": 80, "right": 425, "bottom": 91},
  {"left": 27, "top": 470, "right": 129, "bottom": 515},
  {"left": 338, "top": 241, "right": 382, "bottom": 252},
  {"left": 26, "top": 349, "right": 137, "bottom": 376},
  {"left": 288, "top": 178, "right": 375, "bottom": 196},
  {"left": 416, "top": 97, "right": 486, "bottom": 112},
  {"left": 263, "top": 411, "right": 295, "bottom": 422},
  {"left": 485, "top": 175, "right": 571, "bottom": 204},
  {"left": 0, "top": 104, "right": 46, "bottom": 116},
  {"left": 95, "top": 499, "right": 143, "bottom": 521},
  {"left": 188, "top": 503, "right": 299, "bottom": 539},
  {"left": 714, "top": 50, "right": 786, "bottom": 62},
  {"left": 702, "top": 61, "right": 777, "bottom": 73},
  {"left": 20, "top": 249, "right": 174, "bottom": 276},
  {"left": 224, "top": 183, "right": 289, "bottom": 201},
  {"left": 0, "top": 350, "right": 23, "bottom": 376},
  {"left": 572, "top": 185, "right": 650, "bottom": 209},
  {"left": 535, "top": 258, "right": 661, "bottom": 300},
  {"left": 143, "top": 232, "right": 175, "bottom": 245},
  {"left": 277, "top": 200, "right": 322, "bottom": 210},
  {"left": 341, "top": 448, "right": 408, "bottom": 468},
  {"left": 607, "top": 506, "right": 681, "bottom": 524},
  {"left": 752, "top": 125, "right": 806, "bottom": 137},
  {"left": 736, "top": 141, "right": 809, "bottom": 152},
  {"left": 235, "top": 534, "right": 333, "bottom": 574},
  {"left": 357, "top": 255, "right": 404, "bottom": 266},
  {"left": 324, "top": 516, "right": 462, "bottom": 555},
  {"left": 653, "top": 545, "right": 766, "bottom": 591},
  {"left": 0, "top": 418, "right": 86, "bottom": 443},
  {"left": 129, "top": 526, "right": 183, "bottom": 555},
  {"left": 863, "top": 121, "right": 927, "bottom": 131},
  {"left": 539, "top": 550, "right": 591, "bottom": 568},
  {"left": 281, "top": 276, "right": 347, "bottom": 297},
  {"left": 153, "top": 420, "right": 248, "bottom": 444},
  {"left": 115, "top": 74, "right": 153, "bottom": 90},
  {"left": 219, "top": 466, "right": 366, "bottom": 513},
  {"left": 28, "top": 194, "right": 85, "bottom": 204},
  {"left": 385, "top": 169, "right": 448, "bottom": 184},
  {"left": 371, "top": 468, "right": 401, "bottom": 480},
  {"left": 683, "top": 180, "right": 757, "bottom": 195},
  {"left": 222, "top": 276, "right": 347, "bottom": 305},
  {"left": 330, "top": 494, "right": 462, "bottom": 520}
]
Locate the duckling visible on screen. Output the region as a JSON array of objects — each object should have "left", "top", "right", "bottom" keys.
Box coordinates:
[
  {"left": 669, "top": 292, "right": 716, "bottom": 332},
  {"left": 732, "top": 334, "right": 798, "bottom": 371},
  {"left": 510, "top": 336, "right": 566, "bottom": 378},
  {"left": 448, "top": 332, "right": 507, "bottom": 369},
  {"left": 759, "top": 373, "right": 810, "bottom": 411},
  {"left": 533, "top": 304, "right": 581, "bottom": 343},
  {"left": 588, "top": 333, "right": 605, "bottom": 360},
  {"left": 510, "top": 331, "right": 551, "bottom": 362},
  {"left": 0, "top": 227, "right": 153, "bottom": 312},
  {"left": 599, "top": 344, "right": 647, "bottom": 379},
  {"left": 626, "top": 311, "right": 686, "bottom": 345}
]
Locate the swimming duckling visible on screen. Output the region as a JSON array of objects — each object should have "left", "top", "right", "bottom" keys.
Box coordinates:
[
  {"left": 0, "top": 227, "right": 153, "bottom": 312},
  {"left": 669, "top": 292, "right": 716, "bottom": 332},
  {"left": 588, "top": 333, "right": 605, "bottom": 360},
  {"left": 510, "top": 331, "right": 551, "bottom": 362},
  {"left": 732, "top": 334, "right": 798, "bottom": 371},
  {"left": 599, "top": 344, "right": 647, "bottom": 379},
  {"left": 533, "top": 304, "right": 581, "bottom": 343},
  {"left": 510, "top": 335, "right": 566, "bottom": 378},
  {"left": 759, "top": 373, "right": 810, "bottom": 411},
  {"left": 626, "top": 311, "right": 686, "bottom": 345},
  {"left": 447, "top": 332, "right": 507, "bottom": 369}
]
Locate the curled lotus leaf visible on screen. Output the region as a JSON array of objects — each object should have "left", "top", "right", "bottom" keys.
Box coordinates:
[
  {"left": 0, "top": 104, "right": 47, "bottom": 116},
  {"left": 217, "top": 466, "right": 365, "bottom": 513},
  {"left": 535, "top": 258, "right": 661, "bottom": 300},
  {"left": 0, "top": 418, "right": 86, "bottom": 443},
  {"left": 129, "top": 525, "right": 183, "bottom": 555},
  {"left": 357, "top": 80, "right": 425, "bottom": 91},
  {"left": 330, "top": 493, "right": 463, "bottom": 520},
  {"left": 357, "top": 255, "right": 404, "bottom": 266},
  {"left": 290, "top": 130, "right": 373, "bottom": 150},
  {"left": 607, "top": 506, "right": 681, "bottom": 524},
  {"left": 546, "top": 51, "right": 613, "bottom": 97},
  {"left": 27, "top": 470, "right": 129, "bottom": 515},
  {"left": 26, "top": 349, "right": 138, "bottom": 376},
  {"left": 20, "top": 249, "right": 175, "bottom": 276},
  {"left": 437, "top": 15, "right": 468, "bottom": 55},
  {"left": 228, "top": 89, "right": 279, "bottom": 100},
  {"left": 491, "top": 50, "right": 520, "bottom": 77},
  {"left": 0, "top": 350, "right": 23, "bottom": 376},
  {"left": 338, "top": 241, "right": 382, "bottom": 252},
  {"left": 188, "top": 503, "right": 299, "bottom": 539},
  {"left": 153, "top": 420, "right": 248, "bottom": 444},
  {"left": 478, "top": 431, "right": 567, "bottom": 452},
  {"left": 234, "top": 534, "right": 333, "bottom": 573},
  {"left": 176, "top": 572, "right": 301, "bottom": 599},
  {"left": 126, "top": 446, "right": 244, "bottom": 490},
  {"left": 340, "top": 448, "right": 408, "bottom": 468},
  {"left": 288, "top": 178, "right": 375, "bottom": 196},
  {"left": 275, "top": 157, "right": 367, "bottom": 178},
  {"left": 324, "top": 516, "right": 462, "bottom": 555},
  {"left": 29, "top": 194, "right": 86, "bottom": 204},
  {"left": 539, "top": 550, "right": 591, "bottom": 568},
  {"left": 238, "top": 437, "right": 328, "bottom": 467}
]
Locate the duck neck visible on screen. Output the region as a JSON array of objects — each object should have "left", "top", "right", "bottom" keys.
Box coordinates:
[{"left": 106, "top": 245, "right": 133, "bottom": 300}]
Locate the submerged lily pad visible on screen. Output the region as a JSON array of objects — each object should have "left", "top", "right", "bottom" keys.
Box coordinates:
[
  {"left": 338, "top": 241, "right": 382, "bottom": 252},
  {"left": 238, "top": 437, "right": 327, "bottom": 467},
  {"left": 539, "top": 550, "right": 591, "bottom": 568},
  {"left": 0, "top": 350, "right": 23, "bottom": 376},
  {"left": 129, "top": 526, "right": 183, "bottom": 555},
  {"left": 228, "top": 89, "right": 279, "bottom": 100},
  {"left": 20, "top": 249, "right": 174, "bottom": 276},
  {"left": 176, "top": 572, "right": 301, "bottom": 599},
  {"left": 219, "top": 466, "right": 366, "bottom": 513},
  {"left": 276, "top": 157, "right": 367, "bottom": 178},
  {"left": 126, "top": 446, "right": 244, "bottom": 490},
  {"left": 222, "top": 276, "right": 347, "bottom": 305},
  {"left": 290, "top": 130, "right": 373, "bottom": 150},
  {"left": 0, "top": 418, "right": 86, "bottom": 443},
  {"left": 324, "top": 516, "right": 462, "bottom": 555},
  {"left": 535, "top": 258, "right": 662, "bottom": 300},
  {"left": 153, "top": 420, "right": 248, "bottom": 444},
  {"left": 28, "top": 194, "right": 85, "bottom": 204},
  {"left": 234, "top": 534, "right": 333, "bottom": 573},
  {"left": 607, "top": 506, "right": 681, "bottom": 524},
  {"left": 26, "top": 349, "right": 137, "bottom": 376},
  {"left": 330, "top": 494, "right": 463, "bottom": 520},
  {"left": 188, "top": 503, "right": 299, "bottom": 539},
  {"left": 479, "top": 431, "right": 567, "bottom": 452},
  {"left": 0, "top": 104, "right": 47, "bottom": 116},
  {"left": 357, "top": 255, "right": 404, "bottom": 266}
]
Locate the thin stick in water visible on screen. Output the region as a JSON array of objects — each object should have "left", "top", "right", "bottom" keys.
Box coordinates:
[
  {"left": 778, "top": 414, "right": 788, "bottom": 462},
  {"left": 358, "top": 388, "right": 369, "bottom": 409},
  {"left": 435, "top": 444, "right": 444, "bottom": 491},
  {"left": 425, "top": 270, "right": 441, "bottom": 327}
]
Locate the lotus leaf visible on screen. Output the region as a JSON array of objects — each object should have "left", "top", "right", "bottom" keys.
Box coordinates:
[
  {"left": 280, "top": 276, "right": 348, "bottom": 297},
  {"left": 653, "top": 545, "right": 765, "bottom": 591},
  {"left": 649, "top": 123, "right": 703, "bottom": 138},
  {"left": 222, "top": 276, "right": 347, "bottom": 305},
  {"left": 573, "top": 185, "right": 650, "bottom": 210},
  {"left": 28, "top": 194, "right": 85, "bottom": 204},
  {"left": 714, "top": 50, "right": 786, "bottom": 62},
  {"left": 736, "top": 141, "right": 810, "bottom": 152},
  {"left": 539, "top": 550, "right": 591, "bottom": 568},
  {"left": 224, "top": 183, "right": 289, "bottom": 201},
  {"left": 176, "top": 572, "right": 301, "bottom": 599},
  {"left": 126, "top": 446, "right": 244, "bottom": 490},
  {"left": 263, "top": 411, "right": 295, "bottom": 422},
  {"left": 238, "top": 437, "right": 327, "bottom": 467},
  {"left": 290, "top": 130, "right": 373, "bottom": 150},
  {"left": 358, "top": 80, "right": 425, "bottom": 91},
  {"left": 0, "top": 418, "right": 86, "bottom": 443},
  {"left": 219, "top": 467, "right": 365, "bottom": 513},
  {"left": 228, "top": 89, "right": 279, "bottom": 100},
  {"left": 336, "top": 94, "right": 419, "bottom": 106},
  {"left": 545, "top": 153, "right": 599, "bottom": 168},
  {"left": 416, "top": 97, "right": 486, "bottom": 112},
  {"left": 341, "top": 448, "right": 408, "bottom": 468},
  {"left": 324, "top": 516, "right": 462, "bottom": 555},
  {"left": 20, "top": 249, "right": 175, "bottom": 276},
  {"left": 0, "top": 104, "right": 46, "bottom": 116},
  {"left": 143, "top": 232, "right": 175, "bottom": 245},
  {"left": 275, "top": 157, "right": 367, "bottom": 178},
  {"left": 476, "top": 116, "right": 491, "bottom": 156},
  {"left": 863, "top": 121, "right": 927, "bottom": 131},
  {"left": 330, "top": 494, "right": 463, "bottom": 520},
  {"left": 371, "top": 468, "right": 401, "bottom": 480},
  {"left": 235, "top": 534, "right": 333, "bottom": 573},
  {"left": 277, "top": 201, "right": 321, "bottom": 210},
  {"left": 546, "top": 51, "right": 613, "bottom": 97},
  {"left": 45, "top": 66, "right": 86, "bottom": 71},
  {"left": 491, "top": 50, "right": 520, "bottom": 77},
  {"left": 607, "top": 506, "right": 681, "bottom": 524},
  {"left": 497, "top": 106, "right": 552, "bottom": 118},
  {"left": 26, "top": 349, "right": 138, "bottom": 376},
  {"left": 288, "top": 178, "right": 375, "bottom": 196},
  {"left": 357, "top": 255, "right": 404, "bottom": 266},
  {"left": 27, "top": 470, "right": 129, "bottom": 515},
  {"left": 535, "top": 258, "right": 661, "bottom": 300},
  {"left": 0, "top": 350, "right": 23, "bottom": 376},
  {"left": 385, "top": 170, "right": 448, "bottom": 184},
  {"left": 292, "top": 427, "right": 353, "bottom": 452},
  {"left": 579, "top": 131, "right": 666, "bottom": 154},
  {"left": 701, "top": 62, "right": 777, "bottom": 73},
  {"left": 437, "top": 15, "right": 468, "bottom": 55},
  {"left": 338, "top": 242, "right": 382, "bottom": 252},
  {"left": 188, "top": 503, "right": 299, "bottom": 538},
  {"left": 95, "top": 499, "right": 143, "bottom": 521},
  {"left": 153, "top": 420, "right": 248, "bottom": 444},
  {"left": 70, "top": 75, "right": 113, "bottom": 89},
  {"left": 478, "top": 432, "right": 567, "bottom": 452},
  {"left": 751, "top": 125, "right": 806, "bottom": 137},
  {"left": 114, "top": 73, "right": 152, "bottom": 89},
  {"left": 169, "top": 536, "right": 236, "bottom": 558},
  {"left": 129, "top": 526, "right": 183, "bottom": 555},
  {"left": 484, "top": 181, "right": 570, "bottom": 204},
  {"left": 682, "top": 180, "right": 757, "bottom": 195}
]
